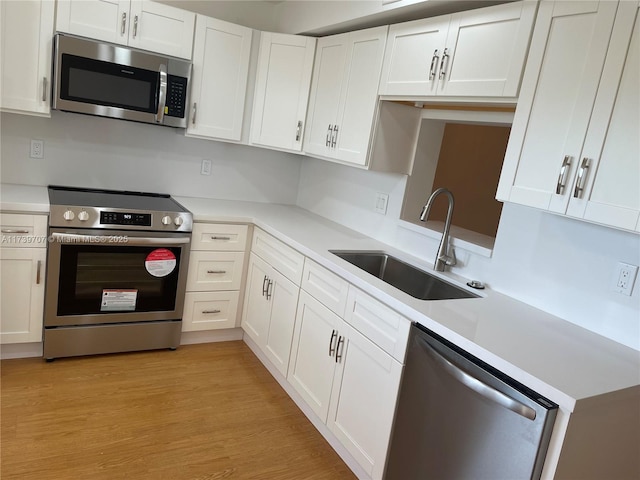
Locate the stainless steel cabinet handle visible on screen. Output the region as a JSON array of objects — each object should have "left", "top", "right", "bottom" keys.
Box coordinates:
[
  {"left": 36, "top": 260, "right": 41, "bottom": 285},
  {"left": 295, "top": 120, "right": 303, "bottom": 142},
  {"left": 573, "top": 157, "right": 590, "bottom": 198},
  {"left": 121, "top": 13, "right": 127, "bottom": 35},
  {"left": 555, "top": 155, "right": 572, "bottom": 195},
  {"left": 133, "top": 15, "right": 138, "bottom": 38},
  {"left": 206, "top": 270, "right": 226, "bottom": 274},
  {"left": 42, "top": 77, "right": 47, "bottom": 102},
  {"left": 202, "top": 309, "right": 221, "bottom": 314},
  {"left": 192, "top": 102, "right": 197, "bottom": 125},
  {"left": 329, "top": 329, "right": 338, "bottom": 356},
  {"left": 210, "top": 236, "right": 230, "bottom": 240},
  {"left": 331, "top": 125, "right": 338, "bottom": 148},
  {"left": 429, "top": 49, "right": 439, "bottom": 80},
  {"left": 419, "top": 337, "right": 537, "bottom": 420},
  {"left": 439, "top": 48, "right": 449, "bottom": 80},
  {"left": 155, "top": 64, "right": 167, "bottom": 123},
  {"left": 262, "top": 275, "right": 269, "bottom": 296},
  {"left": 1, "top": 229, "right": 29, "bottom": 234},
  {"left": 335, "top": 336, "right": 344, "bottom": 363},
  {"left": 326, "top": 124, "right": 333, "bottom": 147},
  {"left": 266, "top": 279, "right": 273, "bottom": 300}
]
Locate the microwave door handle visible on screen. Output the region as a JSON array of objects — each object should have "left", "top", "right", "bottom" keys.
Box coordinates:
[
  {"left": 156, "top": 64, "right": 167, "bottom": 123},
  {"left": 50, "top": 232, "right": 190, "bottom": 246}
]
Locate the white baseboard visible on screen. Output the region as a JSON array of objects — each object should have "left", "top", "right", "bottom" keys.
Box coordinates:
[
  {"left": 180, "top": 328, "right": 243, "bottom": 345},
  {"left": 1, "top": 342, "right": 43, "bottom": 359}
]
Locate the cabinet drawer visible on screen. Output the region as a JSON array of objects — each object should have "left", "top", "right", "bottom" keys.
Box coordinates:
[
  {"left": 302, "top": 258, "right": 349, "bottom": 317},
  {"left": 182, "top": 291, "right": 240, "bottom": 331},
  {"left": 191, "top": 223, "right": 249, "bottom": 251},
  {"left": 252, "top": 228, "right": 304, "bottom": 285},
  {"left": 344, "top": 287, "right": 410, "bottom": 363},
  {"left": 186, "top": 251, "right": 245, "bottom": 291},
  {"left": 0, "top": 213, "right": 48, "bottom": 248}
]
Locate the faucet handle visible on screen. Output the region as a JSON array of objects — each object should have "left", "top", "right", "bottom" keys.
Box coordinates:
[{"left": 440, "top": 248, "right": 457, "bottom": 267}]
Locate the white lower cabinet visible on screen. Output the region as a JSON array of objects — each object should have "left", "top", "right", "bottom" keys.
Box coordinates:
[
  {"left": 288, "top": 288, "right": 404, "bottom": 480},
  {"left": 241, "top": 251, "right": 301, "bottom": 376},
  {"left": 182, "top": 223, "right": 248, "bottom": 332},
  {"left": 0, "top": 213, "right": 48, "bottom": 344}
]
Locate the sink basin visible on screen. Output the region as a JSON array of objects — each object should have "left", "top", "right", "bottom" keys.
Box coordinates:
[{"left": 330, "top": 250, "right": 478, "bottom": 301}]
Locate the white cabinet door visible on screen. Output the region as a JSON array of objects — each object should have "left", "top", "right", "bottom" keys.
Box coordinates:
[
  {"left": 186, "top": 15, "right": 252, "bottom": 142},
  {"left": 263, "top": 270, "right": 299, "bottom": 376},
  {"left": 497, "top": 1, "right": 619, "bottom": 213},
  {"left": 566, "top": 1, "right": 640, "bottom": 231},
  {"left": 303, "top": 34, "right": 348, "bottom": 158},
  {"left": 56, "top": 0, "right": 194, "bottom": 59},
  {"left": 1, "top": 0, "right": 54, "bottom": 116},
  {"left": 241, "top": 253, "right": 272, "bottom": 346},
  {"left": 241, "top": 252, "right": 300, "bottom": 376},
  {"left": 304, "top": 26, "right": 388, "bottom": 166},
  {"left": 250, "top": 32, "right": 316, "bottom": 152},
  {"left": 287, "top": 291, "right": 340, "bottom": 422},
  {"left": 128, "top": 1, "right": 194, "bottom": 59},
  {"left": 0, "top": 248, "right": 46, "bottom": 344},
  {"left": 333, "top": 26, "right": 387, "bottom": 166},
  {"left": 379, "top": 1, "right": 535, "bottom": 98},
  {"left": 439, "top": 1, "right": 537, "bottom": 97},
  {"left": 56, "top": 0, "right": 131, "bottom": 45},
  {"left": 327, "top": 321, "right": 403, "bottom": 480},
  {"left": 379, "top": 16, "right": 449, "bottom": 96}
]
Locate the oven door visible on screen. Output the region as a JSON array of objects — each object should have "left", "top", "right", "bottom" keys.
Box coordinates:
[{"left": 44, "top": 229, "right": 191, "bottom": 327}]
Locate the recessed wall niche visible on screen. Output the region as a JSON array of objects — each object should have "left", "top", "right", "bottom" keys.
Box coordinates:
[{"left": 400, "top": 107, "right": 513, "bottom": 249}]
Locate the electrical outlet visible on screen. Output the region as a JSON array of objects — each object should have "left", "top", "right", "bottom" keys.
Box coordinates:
[
  {"left": 200, "top": 159, "right": 212, "bottom": 176},
  {"left": 30, "top": 139, "right": 44, "bottom": 159},
  {"left": 375, "top": 192, "right": 389, "bottom": 214},
  {"left": 613, "top": 262, "right": 638, "bottom": 296}
]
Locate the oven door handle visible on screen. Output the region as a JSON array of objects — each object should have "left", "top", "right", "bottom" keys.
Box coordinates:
[{"left": 50, "top": 232, "right": 190, "bottom": 246}]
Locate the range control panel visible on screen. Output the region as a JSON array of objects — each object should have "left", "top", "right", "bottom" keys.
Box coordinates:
[{"left": 49, "top": 205, "right": 193, "bottom": 232}]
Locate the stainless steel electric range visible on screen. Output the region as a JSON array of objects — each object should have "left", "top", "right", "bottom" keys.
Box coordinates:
[{"left": 43, "top": 186, "right": 193, "bottom": 360}]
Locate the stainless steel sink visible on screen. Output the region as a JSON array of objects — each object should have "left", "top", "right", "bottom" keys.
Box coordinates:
[{"left": 330, "top": 250, "right": 478, "bottom": 301}]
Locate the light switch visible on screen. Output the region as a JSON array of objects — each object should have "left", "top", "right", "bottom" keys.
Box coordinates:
[{"left": 375, "top": 192, "right": 389, "bottom": 215}]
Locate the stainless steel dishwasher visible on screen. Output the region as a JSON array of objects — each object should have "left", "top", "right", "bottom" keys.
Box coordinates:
[{"left": 384, "top": 324, "right": 558, "bottom": 480}]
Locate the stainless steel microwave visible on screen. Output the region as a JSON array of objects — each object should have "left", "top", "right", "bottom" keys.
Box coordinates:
[{"left": 52, "top": 33, "right": 191, "bottom": 128}]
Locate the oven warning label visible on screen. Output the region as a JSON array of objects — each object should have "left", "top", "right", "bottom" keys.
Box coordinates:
[
  {"left": 101, "top": 289, "right": 138, "bottom": 312},
  {"left": 145, "top": 248, "right": 176, "bottom": 277}
]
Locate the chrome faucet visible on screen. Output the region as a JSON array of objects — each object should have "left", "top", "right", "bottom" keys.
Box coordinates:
[{"left": 419, "top": 187, "right": 457, "bottom": 272}]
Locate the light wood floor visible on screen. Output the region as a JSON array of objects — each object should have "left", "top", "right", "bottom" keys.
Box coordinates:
[{"left": 1, "top": 341, "right": 356, "bottom": 480}]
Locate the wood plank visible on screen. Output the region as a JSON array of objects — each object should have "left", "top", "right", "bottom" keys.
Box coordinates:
[{"left": 1, "top": 342, "right": 356, "bottom": 480}]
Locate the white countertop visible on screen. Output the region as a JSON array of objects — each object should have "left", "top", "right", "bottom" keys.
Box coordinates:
[{"left": 3, "top": 184, "right": 639, "bottom": 411}]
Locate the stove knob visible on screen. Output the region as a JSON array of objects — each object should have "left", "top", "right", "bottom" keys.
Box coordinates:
[
  {"left": 174, "top": 216, "right": 184, "bottom": 227},
  {"left": 78, "top": 210, "right": 89, "bottom": 221},
  {"left": 63, "top": 210, "right": 75, "bottom": 221},
  {"left": 161, "top": 215, "right": 172, "bottom": 226}
]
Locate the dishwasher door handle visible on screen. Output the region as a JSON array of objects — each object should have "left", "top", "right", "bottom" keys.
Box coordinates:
[{"left": 419, "top": 337, "right": 537, "bottom": 420}]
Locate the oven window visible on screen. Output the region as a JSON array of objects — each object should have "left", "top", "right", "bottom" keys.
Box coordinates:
[
  {"left": 60, "top": 54, "right": 158, "bottom": 113},
  {"left": 57, "top": 245, "right": 181, "bottom": 315}
]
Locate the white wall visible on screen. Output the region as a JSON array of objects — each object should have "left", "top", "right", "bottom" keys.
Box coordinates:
[
  {"left": 0, "top": 112, "right": 302, "bottom": 204},
  {"left": 296, "top": 157, "right": 640, "bottom": 351}
]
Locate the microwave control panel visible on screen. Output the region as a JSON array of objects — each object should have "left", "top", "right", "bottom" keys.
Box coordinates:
[{"left": 166, "top": 75, "right": 187, "bottom": 118}]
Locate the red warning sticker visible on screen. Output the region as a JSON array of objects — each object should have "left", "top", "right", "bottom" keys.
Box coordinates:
[{"left": 145, "top": 248, "right": 176, "bottom": 277}]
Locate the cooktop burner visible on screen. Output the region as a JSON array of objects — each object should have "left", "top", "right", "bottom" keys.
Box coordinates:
[{"left": 48, "top": 186, "right": 192, "bottom": 232}]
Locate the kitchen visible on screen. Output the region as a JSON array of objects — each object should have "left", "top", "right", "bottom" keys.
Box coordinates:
[{"left": 1, "top": 0, "right": 639, "bottom": 479}]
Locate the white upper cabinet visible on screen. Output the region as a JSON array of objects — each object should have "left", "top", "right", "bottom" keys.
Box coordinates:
[
  {"left": 186, "top": 15, "right": 252, "bottom": 142},
  {"left": 304, "top": 26, "right": 388, "bottom": 167},
  {"left": 565, "top": 1, "right": 640, "bottom": 232},
  {"left": 496, "top": 1, "right": 633, "bottom": 227},
  {"left": 379, "top": 1, "right": 537, "bottom": 98},
  {"left": 250, "top": 32, "right": 316, "bottom": 153},
  {"left": 56, "top": 0, "right": 195, "bottom": 59},
  {"left": 0, "top": 0, "right": 55, "bottom": 116}
]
